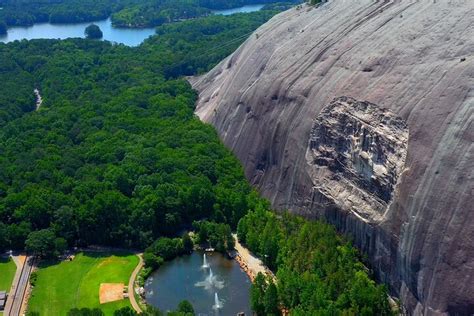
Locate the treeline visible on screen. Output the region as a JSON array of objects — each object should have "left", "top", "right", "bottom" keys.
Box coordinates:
[
  {"left": 0, "top": 11, "right": 275, "bottom": 253},
  {"left": 237, "top": 207, "right": 393, "bottom": 315},
  {"left": 111, "top": 0, "right": 301, "bottom": 28},
  {"left": 193, "top": 220, "right": 234, "bottom": 253},
  {"left": 64, "top": 303, "right": 194, "bottom": 316},
  {"left": 0, "top": 0, "right": 300, "bottom": 29},
  {"left": 142, "top": 221, "right": 236, "bottom": 275},
  {"left": 142, "top": 234, "right": 193, "bottom": 276},
  {"left": 0, "top": 0, "right": 122, "bottom": 27}
]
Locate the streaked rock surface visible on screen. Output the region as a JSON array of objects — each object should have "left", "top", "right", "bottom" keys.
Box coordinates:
[{"left": 190, "top": 0, "right": 474, "bottom": 314}]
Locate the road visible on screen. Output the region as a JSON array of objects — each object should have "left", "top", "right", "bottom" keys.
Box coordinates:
[
  {"left": 128, "top": 254, "right": 143, "bottom": 314},
  {"left": 5, "top": 256, "right": 33, "bottom": 316}
]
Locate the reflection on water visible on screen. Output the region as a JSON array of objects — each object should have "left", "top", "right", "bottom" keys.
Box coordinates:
[{"left": 145, "top": 250, "right": 251, "bottom": 316}]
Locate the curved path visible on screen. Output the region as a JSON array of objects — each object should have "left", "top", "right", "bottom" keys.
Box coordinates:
[{"left": 128, "top": 253, "right": 143, "bottom": 314}]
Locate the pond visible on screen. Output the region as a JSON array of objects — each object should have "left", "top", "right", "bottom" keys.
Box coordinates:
[
  {"left": 0, "top": 18, "right": 156, "bottom": 46},
  {"left": 144, "top": 251, "right": 251, "bottom": 316},
  {"left": 212, "top": 4, "right": 265, "bottom": 16}
]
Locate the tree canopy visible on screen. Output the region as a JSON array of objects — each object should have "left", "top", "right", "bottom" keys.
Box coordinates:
[
  {"left": 85, "top": 24, "right": 103, "bottom": 39},
  {"left": 239, "top": 207, "right": 393, "bottom": 315},
  {"left": 0, "top": 11, "right": 275, "bottom": 252},
  {"left": 0, "top": 0, "right": 301, "bottom": 28}
]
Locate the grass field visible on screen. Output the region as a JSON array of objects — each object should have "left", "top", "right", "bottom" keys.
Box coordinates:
[
  {"left": 0, "top": 257, "right": 17, "bottom": 292},
  {"left": 28, "top": 252, "right": 139, "bottom": 316}
]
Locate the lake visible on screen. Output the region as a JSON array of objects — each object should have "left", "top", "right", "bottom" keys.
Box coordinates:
[
  {"left": 0, "top": 4, "right": 265, "bottom": 46},
  {"left": 144, "top": 251, "right": 251, "bottom": 315},
  {"left": 0, "top": 18, "right": 156, "bottom": 46},
  {"left": 212, "top": 4, "right": 265, "bottom": 16}
]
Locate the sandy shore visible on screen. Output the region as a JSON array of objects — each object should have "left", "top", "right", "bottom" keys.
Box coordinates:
[{"left": 233, "top": 234, "right": 275, "bottom": 282}]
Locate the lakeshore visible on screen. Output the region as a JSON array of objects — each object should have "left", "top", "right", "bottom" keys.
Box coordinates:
[{"left": 232, "top": 234, "right": 275, "bottom": 282}]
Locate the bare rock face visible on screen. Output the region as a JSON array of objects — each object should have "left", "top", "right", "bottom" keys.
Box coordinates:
[
  {"left": 190, "top": 0, "right": 474, "bottom": 314},
  {"left": 307, "top": 96, "right": 408, "bottom": 222}
]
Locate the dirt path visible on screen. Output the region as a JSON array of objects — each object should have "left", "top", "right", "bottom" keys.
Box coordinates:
[
  {"left": 233, "top": 234, "right": 275, "bottom": 282},
  {"left": 128, "top": 254, "right": 143, "bottom": 314}
]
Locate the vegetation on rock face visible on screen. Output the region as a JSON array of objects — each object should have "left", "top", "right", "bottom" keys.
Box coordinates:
[
  {"left": 85, "top": 24, "right": 103, "bottom": 39},
  {"left": 238, "top": 207, "right": 393, "bottom": 315}
]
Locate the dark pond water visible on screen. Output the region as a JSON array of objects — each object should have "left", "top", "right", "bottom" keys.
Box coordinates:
[
  {"left": 0, "top": 5, "right": 264, "bottom": 46},
  {"left": 144, "top": 251, "right": 251, "bottom": 316}
]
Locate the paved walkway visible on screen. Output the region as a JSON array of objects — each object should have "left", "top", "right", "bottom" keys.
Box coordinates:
[{"left": 128, "top": 254, "right": 143, "bottom": 314}]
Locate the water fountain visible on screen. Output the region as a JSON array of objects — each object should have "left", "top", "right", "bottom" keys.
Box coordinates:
[
  {"left": 213, "top": 292, "right": 222, "bottom": 310},
  {"left": 195, "top": 267, "right": 224, "bottom": 290},
  {"left": 145, "top": 251, "right": 251, "bottom": 315},
  {"left": 202, "top": 253, "right": 209, "bottom": 269}
]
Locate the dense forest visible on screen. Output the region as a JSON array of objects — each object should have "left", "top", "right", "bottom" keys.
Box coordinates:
[
  {"left": 238, "top": 207, "right": 393, "bottom": 315},
  {"left": 0, "top": 11, "right": 276, "bottom": 253},
  {"left": 0, "top": 0, "right": 301, "bottom": 29}
]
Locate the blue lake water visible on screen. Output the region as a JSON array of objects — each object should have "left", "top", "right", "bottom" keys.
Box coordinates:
[
  {"left": 0, "top": 4, "right": 264, "bottom": 46},
  {"left": 212, "top": 4, "right": 265, "bottom": 15},
  {"left": 0, "top": 18, "right": 156, "bottom": 46}
]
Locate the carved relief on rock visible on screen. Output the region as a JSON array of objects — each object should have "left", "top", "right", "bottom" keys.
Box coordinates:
[{"left": 306, "top": 96, "right": 408, "bottom": 222}]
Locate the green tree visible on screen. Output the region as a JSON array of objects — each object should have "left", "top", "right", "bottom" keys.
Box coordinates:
[
  {"left": 182, "top": 233, "right": 193, "bottom": 253},
  {"left": 67, "top": 308, "right": 104, "bottom": 316},
  {"left": 143, "top": 252, "right": 164, "bottom": 270},
  {"left": 0, "top": 223, "right": 8, "bottom": 252},
  {"left": 113, "top": 307, "right": 137, "bottom": 316},
  {"left": 251, "top": 272, "right": 267, "bottom": 316},
  {"left": 85, "top": 24, "right": 103, "bottom": 39},
  {"left": 177, "top": 300, "right": 195, "bottom": 314},
  {"left": 264, "top": 281, "right": 279, "bottom": 316},
  {"left": 54, "top": 237, "right": 68, "bottom": 256},
  {"left": 25, "top": 229, "right": 56, "bottom": 257},
  {"left": 236, "top": 218, "right": 247, "bottom": 244}
]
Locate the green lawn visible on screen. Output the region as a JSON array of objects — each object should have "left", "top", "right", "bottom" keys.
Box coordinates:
[
  {"left": 0, "top": 257, "right": 17, "bottom": 292},
  {"left": 28, "top": 252, "right": 139, "bottom": 316}
]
